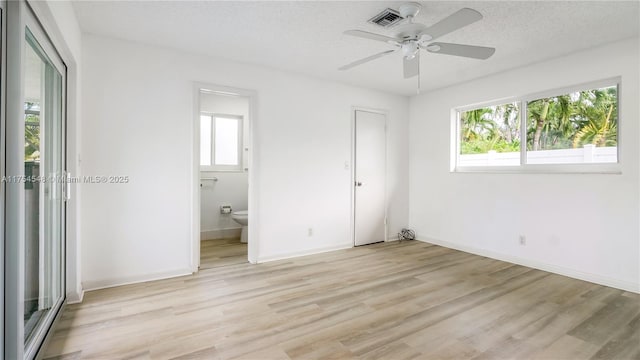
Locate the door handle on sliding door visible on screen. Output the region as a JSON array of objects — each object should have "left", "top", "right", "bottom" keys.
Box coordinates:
[{"left": 63, "top": 171, "right": 71, "bottom": 201}]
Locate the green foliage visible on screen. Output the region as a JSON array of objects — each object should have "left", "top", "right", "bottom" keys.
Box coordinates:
[
  {"left": 573, "top": 103, "right": 617, "bottom": 147},
  {"left": 25, "top": 110, "right": 40, "bottom": 162},
  {"left": 526, "top": 86, "right": 617, "bottom": 151},
  {"left": 460, "top": 86, "right": 618, "bottom": 155},
  {"left": 460, "top": 103, "right": 520, "bottom": 154},
  {"left": 461, "top": 139, "right": 520, "bottom": 154}
]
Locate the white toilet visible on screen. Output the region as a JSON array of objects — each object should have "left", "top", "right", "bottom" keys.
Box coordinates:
[{"left": 231, "top": 210, "right": 248, "bottom": 243}]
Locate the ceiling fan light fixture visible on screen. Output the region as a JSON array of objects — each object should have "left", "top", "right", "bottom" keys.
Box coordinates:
[
  {"left": 419, "top": 34, "right": 433, "bottom": 43},
  {"left": 425, "top": 44, "right": 441, "bottom": 52},
  {"left": 402, "top": 41, "right": 419, "bottom": 59}
]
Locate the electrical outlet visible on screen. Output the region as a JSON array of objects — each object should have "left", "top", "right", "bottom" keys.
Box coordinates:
[
  {"left": 308, "top": 228, "right": 313, "bottom": 237},
  {"left": 519, "top": 235, "right": 526, "bottom": 246}
]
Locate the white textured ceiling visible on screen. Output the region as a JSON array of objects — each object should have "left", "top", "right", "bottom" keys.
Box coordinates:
[{"left": 72, "top": 1, "right": 640, "bottom": 96}]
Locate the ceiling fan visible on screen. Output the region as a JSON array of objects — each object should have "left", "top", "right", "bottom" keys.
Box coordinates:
[{"left": 339, "top": 3, "right": 496, "bottom": 79}]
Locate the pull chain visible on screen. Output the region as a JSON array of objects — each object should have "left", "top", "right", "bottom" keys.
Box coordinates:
[{"left": 417, "top": 66, "right": 421, "bottom": 95}]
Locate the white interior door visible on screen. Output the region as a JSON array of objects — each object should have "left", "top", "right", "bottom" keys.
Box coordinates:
[{"left": 354, "top": 110, "right": 386, "bottom": 246}]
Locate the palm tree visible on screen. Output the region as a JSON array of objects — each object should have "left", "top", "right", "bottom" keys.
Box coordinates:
[
  {"left": 25, "top": 114, "right": 40, "bottom": 161},
  {"left": 571, "top": 87, "right": 617, "bottom": 147},
  {"left": 528, "top": 98, "right": 550, "bottom": 151},
  {"left": 461, "top": 107, "right": 494, "bottom": 142},
  {"left": 528, "top": 93, "right": 588, "bottom": 150},
  {"left": 495, "top": 103, "right": 519, "bottom": 143},
  {"left": 551, "top": 95, "right": 574, "bottom": 144},
  {"left": 573, "top": 103, "right": 617, "bottom": 147}
]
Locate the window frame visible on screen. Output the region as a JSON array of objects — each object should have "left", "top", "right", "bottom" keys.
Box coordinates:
[
  {"left": 200, "top": 112, "right": 243, "bottom": 172},
  {"left": 452, "top": 77, "right": 622, "bottom": 174}
]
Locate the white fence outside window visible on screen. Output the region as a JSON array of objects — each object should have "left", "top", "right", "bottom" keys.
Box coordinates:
[{"left": 459, "top": 145, "right": 617, "bottom": 167}]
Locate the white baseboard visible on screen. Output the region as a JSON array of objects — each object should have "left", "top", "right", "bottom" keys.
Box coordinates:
[
  {"left": 201, "top": 227, "right": 242, "bottom": 240},
  {"left": 257, "top": 243, "right": 353, "bottom": 263},
  {"left": 82, "top": 268, "right": 194, "bottom": 292},
  {"left": 417, "top": 235, "right": 639, "bottom": 293},
  {"left": 66, "top": 289, "right": 84, "bottom": 304}
]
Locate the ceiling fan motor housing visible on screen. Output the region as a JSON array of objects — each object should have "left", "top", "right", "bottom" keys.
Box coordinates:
[{"left": 396, "top": 23, "right": 427, "bottom": 41}]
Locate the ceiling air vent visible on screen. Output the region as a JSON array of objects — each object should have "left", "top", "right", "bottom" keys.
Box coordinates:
[{"left": 368, "top": 8, "right": 404, "bottom": 28}]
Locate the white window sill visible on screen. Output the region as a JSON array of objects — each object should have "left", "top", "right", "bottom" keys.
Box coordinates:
[{"left": 200, "top": 168, "right": 246, "bottom": 173}]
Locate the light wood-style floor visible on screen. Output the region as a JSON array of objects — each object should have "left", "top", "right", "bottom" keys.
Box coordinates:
[
  {"left": 43, "top": 241, "right": 639, "bottom": 360},
  {"left": 200, "top": 238, "right": 248, "bottom": 270}
]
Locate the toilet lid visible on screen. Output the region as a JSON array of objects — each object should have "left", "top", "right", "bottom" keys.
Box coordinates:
[{"left": 233, "top": 210, "right": 248, "bottom": 216}]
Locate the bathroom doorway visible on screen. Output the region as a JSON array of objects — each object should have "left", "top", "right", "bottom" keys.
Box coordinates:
[{"left": 192, "top": 84, "right": 257, "bottom": 270}]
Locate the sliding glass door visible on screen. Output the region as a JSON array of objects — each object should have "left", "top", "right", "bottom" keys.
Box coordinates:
[
  {"left": 23, "top": 26, "right": 65, "bottom": 356},
  {"left": 5, "top": 1, "right": 66, "bottom": 359}
]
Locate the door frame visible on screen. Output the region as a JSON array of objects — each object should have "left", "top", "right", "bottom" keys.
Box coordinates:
[
  {"left": 5, "top": 1, "right": 27, "bottom": 357},
  {"left": 191, "top": 83, "right": 259, "bottom": 270},
  {"left": 351, "top": 107, "right": 389, "bottom": 247},
  {"left": 0, "top": 0, "right": 6, "bottom": 356}
]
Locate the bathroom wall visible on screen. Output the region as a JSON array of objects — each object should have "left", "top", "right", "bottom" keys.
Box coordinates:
[{"left": 200, "top": 93, "right": 249, "bottom": 240}]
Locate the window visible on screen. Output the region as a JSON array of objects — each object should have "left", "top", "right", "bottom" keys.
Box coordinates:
[
  {"left": 200, "top": 113, "right": 243, "bottom": 171},
  {"left": 454, "top": 79, "right": 619, "bottom": 172},
  {"left": 526, "top": 85, "right": 618, "bottom": 165},
  {"left": 458, "top": 102, "right": 521, "bottom": 167}
]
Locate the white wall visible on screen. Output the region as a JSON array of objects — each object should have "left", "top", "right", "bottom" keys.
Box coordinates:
[
  {"left": 80, "top": 34, "right": 409, "bottom": 289},
  {"left": 409, "top": 38, "right": 640, "bottom": 292},
  {"left": 28, "top": 0, "right": 84, "bottom": 302},
  {"left": 200, "top": 93, "right": 249, "bottom": 239}
]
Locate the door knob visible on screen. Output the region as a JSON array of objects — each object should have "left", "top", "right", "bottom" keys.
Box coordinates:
[{"left": 356, "top": 181, "right": 362, "bottom": 187}]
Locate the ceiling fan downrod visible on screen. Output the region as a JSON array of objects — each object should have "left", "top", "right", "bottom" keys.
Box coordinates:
[{"left": 398, "top": 2, "right": 422, "bottom": 22}]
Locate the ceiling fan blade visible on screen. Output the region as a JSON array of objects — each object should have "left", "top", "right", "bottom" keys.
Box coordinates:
[
  {"left": 344, "top": 30, "right": 400, "bottom": 44},
  {"left": 425, "top": 42, "right": 495, "bottom": 60},
  {"left": 403, "top": 52, "right": 420, "bottom": 79},
  {"left": 339, "top": 49, "right": 396, "bottom": 71},
  {"left": 421, "top": 8, "right": 483, "bottom": 41}
]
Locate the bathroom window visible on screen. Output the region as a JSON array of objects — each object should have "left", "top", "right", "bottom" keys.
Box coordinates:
[{"left": 200, "top": 113, "right": 243, "bottom": 171}]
